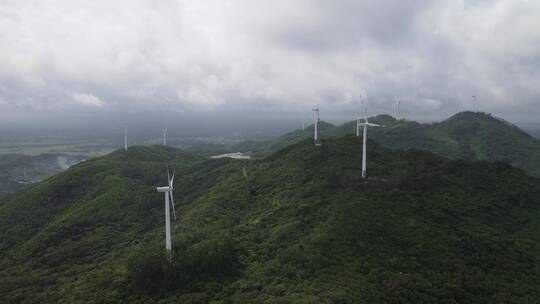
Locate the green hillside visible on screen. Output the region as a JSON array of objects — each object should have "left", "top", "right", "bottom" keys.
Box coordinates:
[
  {"left": 1, "top": 138, "right": 540, "bottom": 303},
  {"left": 230, "top": 121, "right": 335, "bottom": 157},
  {"left": 231, "top": 112, "right": 540, "bottom": 176}
]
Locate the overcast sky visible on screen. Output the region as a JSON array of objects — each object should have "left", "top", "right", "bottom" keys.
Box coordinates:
[{"left": 1, "top": 0, "right": 539, "bottom": 123}]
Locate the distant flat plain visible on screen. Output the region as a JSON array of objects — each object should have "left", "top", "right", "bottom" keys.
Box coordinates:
[
  {"left": 1, "top": 121, "right": 539, "bottom": 157},
  {"left": 0, "top": 137, "right": 115, "bottom": 157}
]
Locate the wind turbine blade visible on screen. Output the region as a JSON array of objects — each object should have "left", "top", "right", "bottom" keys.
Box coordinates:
[
  {"left": 170, "top": 191, "right": 177, "bottom": 221},
  {"left": 170, "top": 170, "right": 175, "bottom": 186},
  {"left": 364, "top": 106, "right": 368, "bottom": 123}
]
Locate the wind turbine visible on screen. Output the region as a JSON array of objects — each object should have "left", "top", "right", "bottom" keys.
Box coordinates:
[
  {"left": 302, "top": 118, "right": 305, "bottom": 131},
  {"left": 156, "top": 168, "right": 177, "bottom": 260},
  {"left": 356, "top": 96, "right": 365, "bottom": 137},
  {"left": 124, "top": 126, "right": 128, "bottom": 151},
  {"left": 356, "top": 114, "right": 361, "bottom": 137},
  {"left": 312, "top": 105, "right": 321, "bottom": 146},
  {"left": 394, "top": 99, "right": 401, "bottom": 120},
  {"left": 359, "top": 103, "right": 383, "bottom": 179},
  {"left": 163, "top": 128, "right": 167, "bottom": 146}
]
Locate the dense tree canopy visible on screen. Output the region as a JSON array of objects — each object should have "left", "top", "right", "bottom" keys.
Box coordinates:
[{"left": 1, "top": 137, "right": 540, "bottom": 303}]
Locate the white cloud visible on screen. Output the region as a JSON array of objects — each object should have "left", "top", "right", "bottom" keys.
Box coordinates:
[
  {"left": 72, "top": 93, "right": 104, "bottom": 108},
  {"left": 0, "top": 0, "right": 538, "bottom": 120}
]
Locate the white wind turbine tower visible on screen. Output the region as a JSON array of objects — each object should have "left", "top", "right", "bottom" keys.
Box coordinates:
[
  {"left": 359, "top": 102, "right": 383, "bottom": 179},
  {"left": 312, "top": 105, "right": 321, "bottom": 146},
  {"left": 163, "top": 128, "right": 167, "bottom": 146},
  {"left": 356, "top": 114, "right": 361, "bottom": 137},
  {"left": 124, "top": 126, "right": 128, "bottom": 151},
  {"left": 356, "top": 96, "right": 365, "bottom": 137},
  {"left": 156, "top": 168, "right": 177, "bottom": 260},
  {"left": 394, "top": 99, "right": 401, "bottom": 120}
]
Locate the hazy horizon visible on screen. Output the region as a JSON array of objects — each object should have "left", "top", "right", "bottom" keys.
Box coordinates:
[{"left": 1, "top": 110, "right": 540, "bottom": 146}]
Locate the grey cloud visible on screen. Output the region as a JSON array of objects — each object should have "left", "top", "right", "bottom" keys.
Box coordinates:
[
  {"left": 0, "top": 0, "right": 539, "bottom": 122},
  {"left": 275, "top": 0, "right": 434, "bottom": 50}
]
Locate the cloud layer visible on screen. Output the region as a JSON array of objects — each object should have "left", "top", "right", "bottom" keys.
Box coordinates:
[{"left": 0, "top": 0, "right": 539, "bottom": 120}]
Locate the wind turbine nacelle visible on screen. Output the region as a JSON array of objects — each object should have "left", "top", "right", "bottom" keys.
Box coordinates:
[{"left": 157, "top": 186, "right": 171, "bottom": 193}]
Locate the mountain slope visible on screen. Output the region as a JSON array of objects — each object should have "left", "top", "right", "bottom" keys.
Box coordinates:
[
  {"left": 230, "top": 121, "right": 335, "bottom": 156},
  {"left": 232, "top": 112, "right": 540, "bottom": 177},
  {"left": 1, "top": 139, "right": 540, "bottom": 303},
  {"left": 366, "top": 112, "right": 540, "bottom": 177}
]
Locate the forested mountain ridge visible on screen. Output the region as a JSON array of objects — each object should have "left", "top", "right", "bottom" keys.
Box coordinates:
[
  {"left": 1, "top": 137, "right": 540, "bottom": 303},
  {"left": 231, "top": 112, "right": 540, "bottom": 176}
]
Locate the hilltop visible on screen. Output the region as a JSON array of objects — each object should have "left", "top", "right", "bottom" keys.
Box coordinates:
[
  {"left": 1, "top": 138, "right": 540, "bottom": 303},
  {"left": 228, "top": 112, "right": 540, "bottom": 177},
  {"left": 229, "top": 121, "right": 335, "bottom": 156}
]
